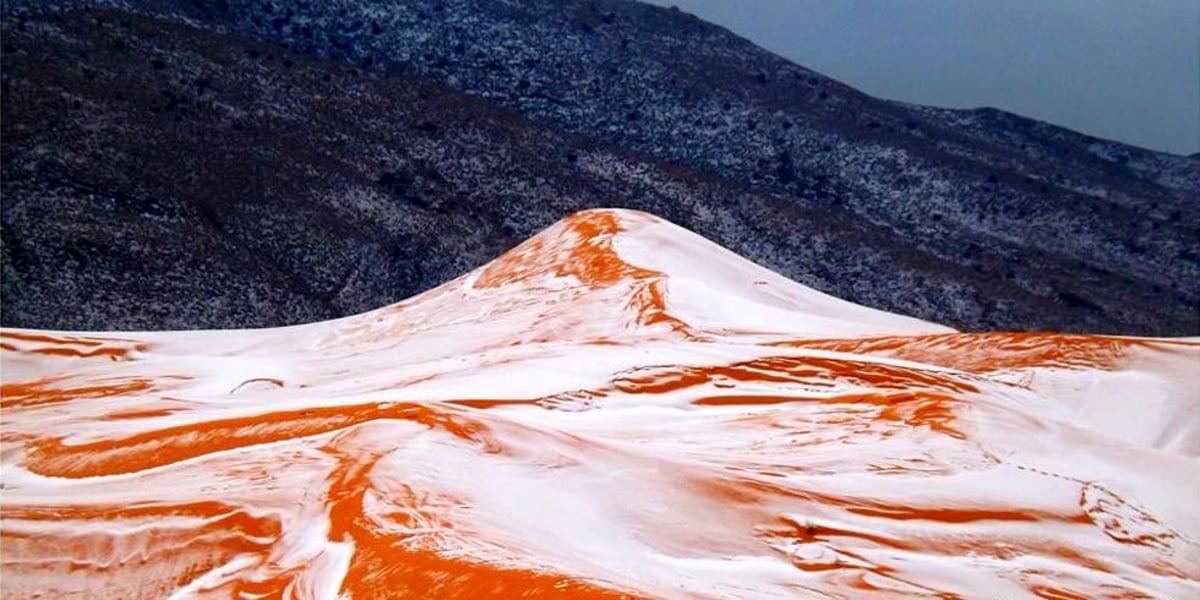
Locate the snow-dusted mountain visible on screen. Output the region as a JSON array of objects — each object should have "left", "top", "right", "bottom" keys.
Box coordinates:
[
  {"left": 2, "top": 1, "right": 1197, "bottom": 334},
  {"left": 3, "top": 210, "right": 1197, "bottom": 598}
]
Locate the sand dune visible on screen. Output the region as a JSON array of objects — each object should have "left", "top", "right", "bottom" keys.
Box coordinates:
[{"left": 2, "top": 209, "right": 1197, "bottom": 598}]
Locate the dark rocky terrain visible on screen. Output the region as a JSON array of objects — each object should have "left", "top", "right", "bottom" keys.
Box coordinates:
[{"left": 2, "top": 1, "right": 1197, "bottom": 334}]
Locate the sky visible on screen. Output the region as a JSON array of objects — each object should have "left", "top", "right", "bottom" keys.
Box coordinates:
[{"left": 642, "top": 0, "right": 1200, "bottom": 156}]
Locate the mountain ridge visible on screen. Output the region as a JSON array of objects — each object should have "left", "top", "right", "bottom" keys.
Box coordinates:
[{"left": 2, "top": 1, "right": 1196, "bottom": 335}]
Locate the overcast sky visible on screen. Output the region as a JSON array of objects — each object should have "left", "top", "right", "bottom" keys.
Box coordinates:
[{"left": 643, "top": 0, "right": 1200, "bottom": 156}]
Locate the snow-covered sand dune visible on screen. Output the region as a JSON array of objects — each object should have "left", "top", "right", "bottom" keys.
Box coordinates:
[{"left": 2, "top": 209, "right": 1197, "bottom": 598}]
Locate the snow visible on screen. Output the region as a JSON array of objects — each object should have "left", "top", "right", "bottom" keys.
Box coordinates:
[{"left": 1, "top": 208, "right": 1197, "bottom": 598}]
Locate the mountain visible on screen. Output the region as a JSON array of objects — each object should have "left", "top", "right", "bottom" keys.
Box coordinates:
[
  {"left": 2, "top": 1, "right": 1197, "bottom": 335},
  {"left": 2, "top": 209, "right": 1197, "bottom": 598}
]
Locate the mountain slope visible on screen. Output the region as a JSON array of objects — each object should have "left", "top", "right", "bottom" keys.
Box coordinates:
[
  {"left": 2, "top": 1, "right": 1197, "bottom": 334},
  {"left": 2, "top": 209, "right": 1197, "bottom": 598}
]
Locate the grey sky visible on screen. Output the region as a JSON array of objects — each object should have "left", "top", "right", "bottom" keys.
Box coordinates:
[{"left": 643, "top": 0, "right": 1200, "bottom": 156}]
